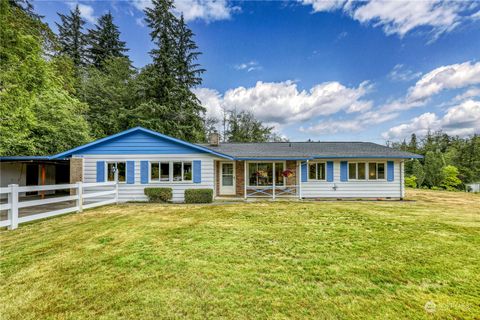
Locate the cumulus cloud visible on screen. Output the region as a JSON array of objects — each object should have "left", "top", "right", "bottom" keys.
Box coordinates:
[
  {"left": 234, "top": 61, "right": 261, "bottom": 72},
  {"left": 407, "top": 61, "right": 480, "bottom": 102},
  {"left": 388, "top": 64, "right": 422, "bottom": 82},
  {"left": 130, "top": 0, "right": 239, "bottom": 22},
  {"left": 194, "top": 80, "right": 373, "bottom": 126},
  {"left": 301, "top": 0, "right": 476, "bottom": 40},
  {"left": 382, "top": 99, "right": 480, "bottom": 139}
]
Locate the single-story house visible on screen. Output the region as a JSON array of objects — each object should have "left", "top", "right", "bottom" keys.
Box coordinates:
[{"left": 0, "top": 126, "right": 422, "bottom": 201}]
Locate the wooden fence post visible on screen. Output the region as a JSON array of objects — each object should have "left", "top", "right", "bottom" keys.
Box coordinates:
[
  {"left": 8, "top": 184, "right": 18, "bottom": 230},
  {"left": 77, "top": 182, "right": 83, "bottom": 212}
]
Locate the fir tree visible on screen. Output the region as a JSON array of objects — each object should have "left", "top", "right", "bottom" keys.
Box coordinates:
[
  {"left": 137, "top": 0, "right": 206, "bottom": 142},
  {"left": 56, "top": 5, "right": 87, "bottom": 68},
  {"left": 175, "top": 14, "right": 205, "bottom": 88},
  {"left": 87, "top": 12, "right": 128, "bottom": 68}
]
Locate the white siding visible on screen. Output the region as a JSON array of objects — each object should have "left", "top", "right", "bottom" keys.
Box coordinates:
[
  {"left": 301, "top": 159, "right": 404, "bottom": 198},
  {"left": 81, "top": 154, "right": 218, "bottom": 202}
]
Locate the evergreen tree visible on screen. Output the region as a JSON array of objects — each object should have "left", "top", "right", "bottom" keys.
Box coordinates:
[
  {"left": 56, "top": 5, "right": 87, "bottom": 68},
  {"left": 226, "top": 110, "right": 273, "bottom": 142},
  {"left": 175, "top": 14, "right": 205, "bottom": 88},
  {"left": 423, "top": 150, "right": 445, "bottom": 188},
  {"left": 136, "top": 0, "right": 206, "bottom": 142},
  {"left": 411, "top": 159, "right": 425, "bottom": 187},
  {"left": 87, "top": 12, "right": 128, "bottom": 68},
  {"left": 79, "top": 57, "right": 137, "bottom": 138}
]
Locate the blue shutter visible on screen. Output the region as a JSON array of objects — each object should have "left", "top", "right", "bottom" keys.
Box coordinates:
[
  {"left": 340, "top": 161, "right": 348, "bottom": 182},
  {"left": 301, "top": 162, "right": 307, "bottom": 182},
  {"left": 193, "top": 160, "right": 201, "bottom": 183},
  {"left": 127, "top": 161, "right": 135, "bottom": 184},
  {"left": 96, "top": 161, "right": 105, "bottom": 182},
  {"left": 387, "top": 161, "right": 394, "bottom": 181},
  {"left": 140, "top": 161, "right": 149, "bottom": 184},
  {"left": 327, "top": 161, "right": 334, "bottom": 182}
]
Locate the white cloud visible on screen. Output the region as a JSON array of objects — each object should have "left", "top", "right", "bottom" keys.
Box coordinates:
[
  {"left": 300, "top": 109, "right": 398, "bottom": 135},
  {"left": 234, "top": 61, "right": 261, "bottom": 72},
  {"left": 130, "top": 0, "right": 239, "bottom": 22},
  {"left": 388, "top": 64, "right": 422, "bottom": 82},
  {"left": 301, "top": 0, "right": 476, "bottom": 40},
  {"left": 453, "top": 87, "right": 480, "bottom": 102},
  {"left": 407, "top": 61, "right": 480, "bottom": 102},
  {"left": 192, "top": 87, "right": 224, "bottom": 120},
  {"left": 67, "top": 2, "right": 97, "bottom": 24},
  {"left": 379, "top": 61, "right": 480, "bottom": 112},
  {"left": 382, "top": 99, "right": 480, "bottom": 139},
  {"left": 194, "top": 80, "right": 373, "bottom": 127}
]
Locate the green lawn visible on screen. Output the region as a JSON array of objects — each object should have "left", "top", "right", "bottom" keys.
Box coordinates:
[{"left": 1, "top": 190, "right": 479, "bottom": 319}]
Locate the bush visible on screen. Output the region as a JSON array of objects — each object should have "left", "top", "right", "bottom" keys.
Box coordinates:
[
  {"left": 405, "top": 175, "right": 417, "bottom": 188},
  {"left": 184, "top": 189, "right": 213, "bottom": 204},
  {"left": 144, "top": 187, "right": 172, "bottom": 203}
]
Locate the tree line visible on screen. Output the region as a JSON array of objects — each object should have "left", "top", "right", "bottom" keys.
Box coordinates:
[
  {"left": 0, "top": 0, "right": 275, "bottom": 156},
  {"left": 390, "top": 132, "right": 480, "bottom": 190}
]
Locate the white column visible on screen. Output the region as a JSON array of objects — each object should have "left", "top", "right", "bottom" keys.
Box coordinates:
[
  {"left": 8, "top": 184, "right": 18, "bottom": 230},
  {"left": 298, "top": 161, "right": 303, "bottom": 199},
  {"left": 115, "top": 182, "right": 119, "bottom": 204},
  {"left": 272, "top": 163, "right": 276, "bottom": 200},
  {"left": 244, "top": 161, "right": 247, "bottom": 199},
  {"left": 76, "top": 182, "right": 83, "bottom": 212}
]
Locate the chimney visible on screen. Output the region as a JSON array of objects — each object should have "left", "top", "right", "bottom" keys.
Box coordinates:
[{"left": 208, "top": 132, "right": 220, "bottom": 146}]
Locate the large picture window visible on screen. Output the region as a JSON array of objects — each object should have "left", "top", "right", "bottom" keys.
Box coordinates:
[
  {"left": 150, "top": 161, "right": 192, "bottom": 182},
  {"left": 248, "top": 162, "right": 285, "bottom": 186},
  {"left": 107, "top": 162, "right": 126, "bottom": 183},
  {"left": 309, "top": 162, "right": 326, "bottom": 180}
]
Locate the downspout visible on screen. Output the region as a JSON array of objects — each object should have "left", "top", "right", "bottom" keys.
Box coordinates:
[{"left": 400, "top": 160, "right": 404, "bottom": 200}]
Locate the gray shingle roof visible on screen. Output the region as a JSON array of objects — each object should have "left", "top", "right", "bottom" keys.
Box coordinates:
[{"left": 199, "top": 142, "right": 422, "bottom": 159}]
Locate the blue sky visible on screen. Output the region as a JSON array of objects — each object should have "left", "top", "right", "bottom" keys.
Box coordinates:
[{"left": 35, "top": 0, "right": 480, "bottom": 143}]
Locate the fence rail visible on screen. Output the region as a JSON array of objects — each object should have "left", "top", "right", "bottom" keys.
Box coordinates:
[
  {"left": 246, "top": 185, "right": 299, "bottom": 199},
  {"left": 0, "top": 182, "right": 118, "bottom": 230}
]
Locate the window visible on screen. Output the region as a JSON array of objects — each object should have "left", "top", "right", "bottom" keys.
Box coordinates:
[
  {"left": 348, "top": 162, "right": 386, "bottom": 180},
  {"left": 369, "top": 163, "right": 377, "bottom": 180},
  {"left": 368, "top": 162, "right": 386, "bottom": 180},
  {"left": 107, "top": 162, "right": 126, "bottom": 183},
  {"left": 150, "top": 161, "right": 192, "bottom": 182},
  {"left": 378, "top": 163, "right": 385, "bottom": 179},
  {"left": 348, "top": 163, "right": 356, "bottom": 180},
  {"left": 348, "top": 162, "right": 366, "bottom": 180},
  {"left": 309, "top": 162, "right": 326, "bottom": 180},
  {"left": 248, "top": 162, "right": 285, "bottom": 186}
]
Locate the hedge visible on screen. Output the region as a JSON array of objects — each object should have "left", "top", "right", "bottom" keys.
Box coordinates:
[
  {"left": 144, "top": 187, "right": 172, "bottom": 203},
  {"left": 184, "top": 189, "right": 213, "bottom": 204}
]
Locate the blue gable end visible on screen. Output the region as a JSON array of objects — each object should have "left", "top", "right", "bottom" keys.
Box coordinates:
[
  {"left": 71, "top": 131, "right": 207, "bottom": 155},
  {"left": 50, "top": 127, "right": 233, "bottom": 159}
]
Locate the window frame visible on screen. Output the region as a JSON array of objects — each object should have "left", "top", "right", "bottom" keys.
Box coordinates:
[
  {"left": 149, "top": 160, "right": 193, "bottom": 183},
  {"left": 106, "top": 161, "right": 127, "bottom": 184},
  {"left": 347, "top": 161, "right": 387, "bottom": 181},
  {"left": 308, "top": 161, "right": 327, "bottom": 181},
  {"left": 247, "top": 161, "right": 286, "bottom": 187}
]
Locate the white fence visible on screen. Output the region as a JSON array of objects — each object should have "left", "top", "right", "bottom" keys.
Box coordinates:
[
  {"left": 0, "top": 182, "right": 118, "bottom": 230},
  {"left": 245, "top": 185, "right": 299, "bottom": 199}
]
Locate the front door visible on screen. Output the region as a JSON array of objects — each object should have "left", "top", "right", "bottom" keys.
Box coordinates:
[{"left": 220, "top": 162, "right": 235, "bottom": 195}]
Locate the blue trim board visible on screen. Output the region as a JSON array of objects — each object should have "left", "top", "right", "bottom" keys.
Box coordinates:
[{"left": 51, "top": 127, "right": 233, "bottom": 160}]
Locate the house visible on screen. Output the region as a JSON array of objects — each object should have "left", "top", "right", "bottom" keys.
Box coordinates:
[{"left": 0, "top": 127, "right": 422, "bottom": 201}]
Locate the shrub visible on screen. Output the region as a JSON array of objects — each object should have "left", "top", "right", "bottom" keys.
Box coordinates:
[
  {"left": 405, "top": 175, "right": 417, "bottom": 188},
  {"left": 144, "top": 187, "right": 172, "bottom": 203},
  {"left": 440, "top": 165, "right": 462, "bottom": 191},
  {"left": 185, "top": 189, "right": 213, "bottom": 204}
]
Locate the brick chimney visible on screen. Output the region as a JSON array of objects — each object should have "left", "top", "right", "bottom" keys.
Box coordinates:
[{"left": 208, "top": 132, "right": 220, "bottom": 146}]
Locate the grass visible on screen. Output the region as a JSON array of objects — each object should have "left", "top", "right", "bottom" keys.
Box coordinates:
[{"left": 1, "top": 189, "right": 479, "bottom": 319}]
